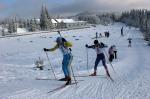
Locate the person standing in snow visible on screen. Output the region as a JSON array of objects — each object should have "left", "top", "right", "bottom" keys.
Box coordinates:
[
  {"left": 112, "top": 45, "right": 117, "bottom": 59},
  {"left": 121, "top": 26, "right": 124, "bottom": 36},
  {"left": 104, "top": 32, "right": 107, "bottom": 37},
  {"left": 44, "top": 37, "right": 73, "bottom": 85},
  {"left": 99, "top": 33, "right": 102, "bottom": 38},
  {"left": 96, "top": 32, "right": 98, "bottom": 39},
  {"left": 128, "top": 38, "right": 132, "bottom": 47},
  {"left": 107, "top": 31, "right": 110, "bottom": 37},
  {"left": 108, "top": 46, "right": 114, "bottom": 62},
  {"left": 85, "top": 40, "right": 111, "bottom": 77},
  {"left": 104, "top": 31, "right": 110, "bottom": 38}
]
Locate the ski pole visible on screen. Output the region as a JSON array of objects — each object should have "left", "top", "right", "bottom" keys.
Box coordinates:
[
  {"left": 45, "top": 51, "right": 57, "bottom": 79},
  {"left": 86, "top": 48, "right": 89, "bottom": 73},
  {"left": 71, "top": 66, "right": 77, "bottom": 86},
  {"left": 57, "top": 31, "right": 62, "bottom": 37},
  {"left": 69, "top": 49, "right": 77, "bottom": 86},
  {"left": 104, "top": 49, "right": 116, "bottom": 73},
  {"left": 38, "top": 49, "right": 44, "bottom": 58}
]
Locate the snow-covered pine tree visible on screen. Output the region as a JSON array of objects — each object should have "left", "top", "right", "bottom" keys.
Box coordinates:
[
  {"left": 144, "top": 11, "right": 150, "bottom": 41},
  {"left": 34, "top": 18, "right": 40, "bottom": 30},
  {"left": 30, "top": 19, "right": 36, "bottom": 32},
  {"left": 12, "top": 20, "right": 17, "bottom": 33},
  {"left": 8, "top": 20, "right": 13, "bottom": 34},
  {"left": 23, "top": 21, "right": 27, "bottom": 29},
  {"left": 120, "top": 9, "right": 150, "bottom": 42},
  {"left": 26, "top": 19, "right": 30, "bottom": 31},
  {"left": 18, "top": 19, "right": 24, "bottom": 28},
  {"left": 45, "top": 6, "right": 53, "bottom": 29},
  {"left": 2, "top": 28, "right": 5, "bottom": 36},
  {"left": 40, "top": 6, "right": 53, "bottom": 30}
]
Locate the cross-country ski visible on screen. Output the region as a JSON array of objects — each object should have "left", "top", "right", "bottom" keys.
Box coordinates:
[{"left": 47, "top": 82, "right": 78, "bottom": 93}]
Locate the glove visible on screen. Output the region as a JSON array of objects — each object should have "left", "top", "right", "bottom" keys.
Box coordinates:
[
  {"left": 69, "top": 48, "right": 72, "bottom": 51},
  {"left": 62, "top": 38, "right": 67, "bottom": 42},
  {"left": 43, "top": 48, "right": 49, "bottom": 51},
  {"left": 85, "top": 44, "right": 88, "bottom": 48}
]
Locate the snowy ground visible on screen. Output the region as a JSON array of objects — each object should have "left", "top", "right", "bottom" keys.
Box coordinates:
[{"left": 0, "top": 23, "right": 150, "bottom": 99}]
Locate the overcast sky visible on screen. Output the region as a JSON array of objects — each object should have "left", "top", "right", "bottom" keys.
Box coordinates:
[{"left": 0, "top": 0, "right": 150, "bottom": 19}]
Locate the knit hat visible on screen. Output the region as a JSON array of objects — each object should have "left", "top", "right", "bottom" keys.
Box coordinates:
[
  {"left": 56, "top": 37, "right": 62, "bottom": 43},
  {"left": 94, "top": 40, "right": 99, "bottom": 44},
  {"left": 56, "top": 37, "right": 67, "bottom": 43}
]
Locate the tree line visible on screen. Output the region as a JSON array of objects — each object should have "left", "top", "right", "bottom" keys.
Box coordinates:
[
  {"left": 77, "top": 11, "right": 116, "bottom": 25},
  {"left": 0, "top": 6, "right": 53, "bottom": 35},
  {"left": 120, "top": 9, "right": 150, "bottom": 41},
  {"left": 0, "top": 8, "right": 150, "bottom": 42}
]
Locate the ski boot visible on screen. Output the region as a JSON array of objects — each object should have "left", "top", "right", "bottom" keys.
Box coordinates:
[
  {"left": 89, "top": 72, "right": 96, "bottom": 76},
  {"left": 65, "top": 76, "right": 71, "bottom": 85},
  {"left": 59, "top": 76, "right": 68, "bottom": 81}
]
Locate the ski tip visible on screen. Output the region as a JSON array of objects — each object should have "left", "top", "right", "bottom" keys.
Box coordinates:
[
  {"left": 66, "top": 82, "right": 78, "bottom": 86},
  {"left": 47, "top": 82, "right": 78, "bottom": 93}
]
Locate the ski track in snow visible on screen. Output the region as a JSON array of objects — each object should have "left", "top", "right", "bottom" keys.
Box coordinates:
[{"left": 0, "top": 23, "right": 150, "bottom": 99}]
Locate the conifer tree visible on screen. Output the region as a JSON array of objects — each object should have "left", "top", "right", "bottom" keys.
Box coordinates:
[
  {"left": 30, "top": 19, "right": 36, "bottom": 32},
  {"left": 40, "top": 6, "right": 53, "bottom": 30}
]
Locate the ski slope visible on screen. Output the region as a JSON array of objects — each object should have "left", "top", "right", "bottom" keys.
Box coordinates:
[{"left": 0, "top": 23, "right": 150, "bottom": 99}]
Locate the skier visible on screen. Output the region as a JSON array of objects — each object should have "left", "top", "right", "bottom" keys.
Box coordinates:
[
  {"left": 128, "top": 38, "right": 132, "bottom": 47},
  {"left": 104, "top": 32, "right": 107, "bottom": 37},
  {"left": 96, "top": 32, "right": 98, "bottom": 39},
  {"left": 107, "top": 31, "right": 110, "bottom": 37},
  {"left": 85, "top": 40, "right": 111, "bottom": 77},
  {"left": 43, "top": 37, "right": 73, "bottom": 85},
  {"left": 108, "top": 46, "right": 114, "bottom": 62},
  {"left": 121, "top": 26, "right": 124, "bottom": 36},
  {"left": 112, "top": 45, "right": 117, "bottom": 59},
  {"left": 104, "top": 31, "right": 109, "bottom": 38},
  {"left": 99, "top": 33, "right": 102, "bottom": 38}
]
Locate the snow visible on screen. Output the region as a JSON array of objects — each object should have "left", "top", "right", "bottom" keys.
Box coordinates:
[
  {"left": 17, "top": 28, "right": 28, "bottom": 34},
  {"left": 0, "top": 22, "right": 150, "bottom": 99},
  {"left": 55, "top": 19, "right": 75, "bottom": 23},
  {"left": 51, "top": 19, "right": 57, "bottom": 24}
]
